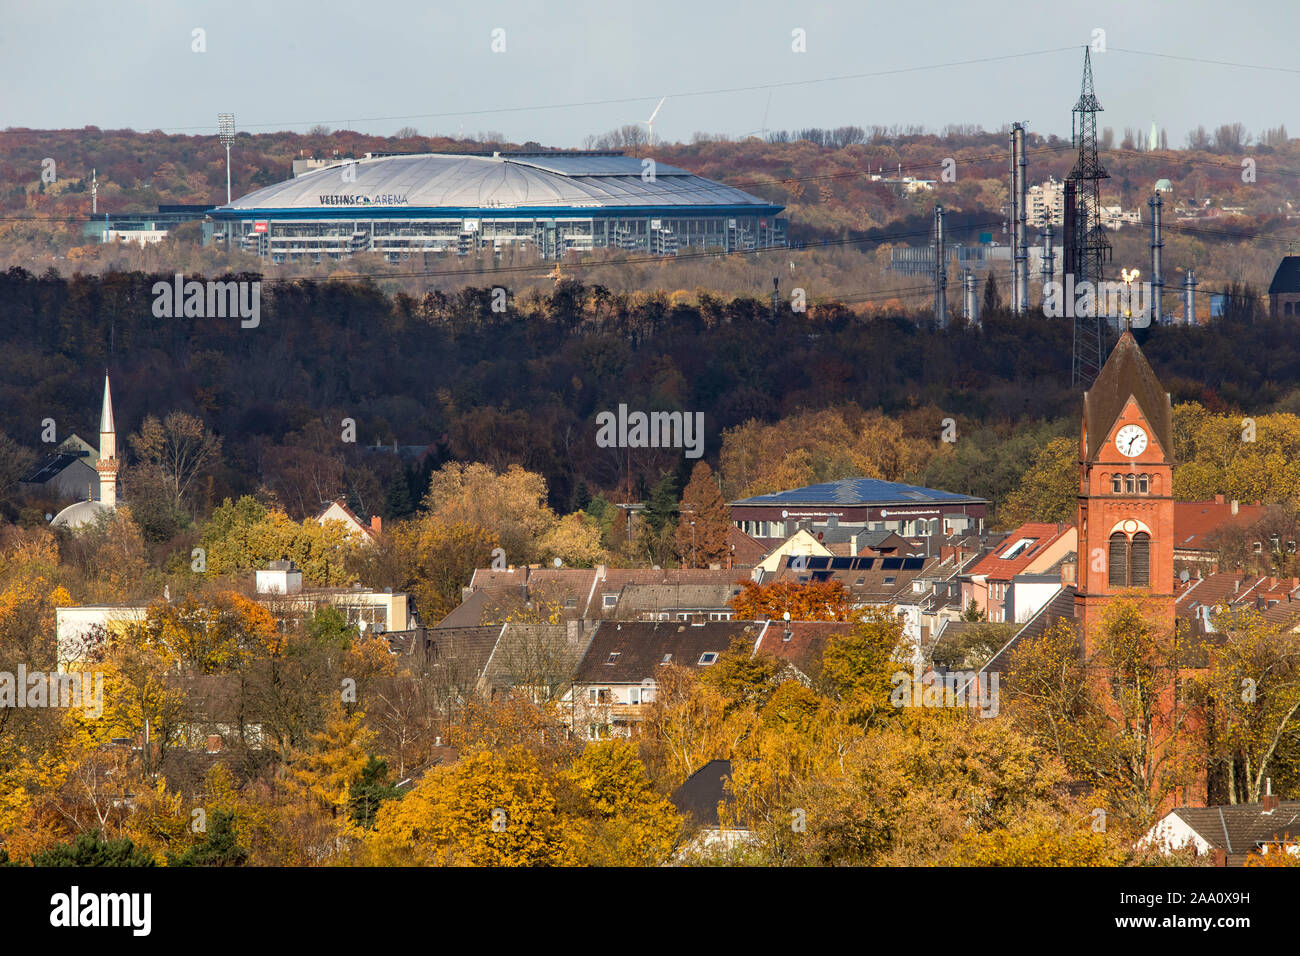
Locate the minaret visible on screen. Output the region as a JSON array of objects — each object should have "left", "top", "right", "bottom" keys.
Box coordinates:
[{"left": 96, "top": 374, "right": 118, "bottom": 509}]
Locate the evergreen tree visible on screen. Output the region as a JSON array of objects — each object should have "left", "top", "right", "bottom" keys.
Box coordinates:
[
  {"left": 347, "top": 755, "right": 403, "bottom": 829},
  {"left": 643, "top": 472, "right": 679, "bottom": 535},
  {"left": 31, "top": 831, "right": 157, "bottom": 867},
  {"left": 571, "top": 478, "right": 592, "bottom": 513},
  {"left": 167, "top": 810, "right": 249, "bottom": 867},
  {"left": 384, "top": 474, "right": 414, "bottom": 518},
  {"left": 983, "top": 272, "right": 1001, "bottom": 314}
]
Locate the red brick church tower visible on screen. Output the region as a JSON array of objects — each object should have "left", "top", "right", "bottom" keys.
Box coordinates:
[{"left": 1075, "top": 331, "right": 1176, "bottom": 646}]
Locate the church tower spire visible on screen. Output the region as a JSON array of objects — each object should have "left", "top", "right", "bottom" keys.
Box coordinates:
[
  {"left": 1075, "top": 331, "right": 1175, "bottom": 642},
  {"left": 96, "top": 373, "right": 118, "bottom": 510}
]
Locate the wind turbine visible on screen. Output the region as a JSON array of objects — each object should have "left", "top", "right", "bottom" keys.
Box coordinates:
[{"left": 642, "top": 97, "right": 666, "bottom": 147}]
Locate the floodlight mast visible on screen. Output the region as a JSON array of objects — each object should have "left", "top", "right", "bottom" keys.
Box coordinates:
[{"left": 218, "top": 113, "right": 235, "bottom": 204}]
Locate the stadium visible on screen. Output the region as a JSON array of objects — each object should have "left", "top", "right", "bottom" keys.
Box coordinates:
[{"left": 209, "top": 151, "right": 787, "bottom": 263}]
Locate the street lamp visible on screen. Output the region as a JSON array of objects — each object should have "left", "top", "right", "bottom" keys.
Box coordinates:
[
  {"left": 690, "top": 520, "right": 696, "bottom": 569},
  {"left": 218, "top": 113, "right": 235, "bottom": 205}
]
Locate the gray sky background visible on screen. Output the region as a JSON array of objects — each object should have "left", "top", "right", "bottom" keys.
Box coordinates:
[{"left": 3, "top": 0, "right": 1296, "bottom": 147}]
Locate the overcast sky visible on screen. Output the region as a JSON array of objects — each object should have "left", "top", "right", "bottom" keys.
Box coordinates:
[{"left": 3, "top": 0, "right": 1296, "bottom": 147}]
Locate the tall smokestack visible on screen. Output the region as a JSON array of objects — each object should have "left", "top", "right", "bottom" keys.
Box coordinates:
[
  {"left": 1009, "top": 125, "right": 1019, "bottom": 312},
  {"left": 1041, "top": 213, "right": 1054, "bottom": 299},
  {"left": 934, "top": 204, "right": 947, "bottom": 327},
  {"left": 963, "top": 268, "right": 979, "bottom": 325},
  {"left": 1184, "top": 269, "right": 1197, "bottom": 325},
  {"left": 1014, "top": 123, "right": 1028, "bottom": 314},
  {"left": 1149, "top": 193, "right": 1164, "bottom": 325}
]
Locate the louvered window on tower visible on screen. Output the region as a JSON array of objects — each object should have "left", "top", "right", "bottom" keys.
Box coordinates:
[
  {"left": 1130, "top": 532, "right": 1151, "bottom": 587},
  {"left": 1109, "top": 532, "right": 1129, "bottom": 587}
]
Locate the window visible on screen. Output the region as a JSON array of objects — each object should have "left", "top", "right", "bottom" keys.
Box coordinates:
[
  {"left": 1125, "top": 475, "right": 1136, "bottom": 494},
  {"left": 1138, "top": 474, "right": 1149, "bottom": 494},
  {"left": 588, "top": 689, "right": 597, "bottom": 703},
  {"left": 1254, "top": 541, "right": 1264, "bottom": 554},
  {"left": 1001, "top": 538, "right": 1038, "bottom": 560},
  {"left": 699, "top": 652, "right": 718, "bottom": 665},
  {"left": 605, "top": 652, "right": 620, "bottom": 665},
  {"left": 628, "top": 687, "right": 641, "bottom": 705},
  {"left": 1130, "top": 533, "right": 1151, "bottom": 587},
  {"left": 660, "top": 653, "right": 672, "bottom": 665},
  {"left": 603, "top": 593, "right": 618, "bottom": 608},
  {"left": 1109, "top": 532, "right": 1129, "bottom": 587},
  {"left": 564, "top": 596, "right": 577, "bottom": 608},
  {"left": 1111, "top": 475, "right": 1123, "bottom": 493}
]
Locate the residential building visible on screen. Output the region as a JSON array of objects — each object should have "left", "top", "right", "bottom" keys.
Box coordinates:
[
  {"left": 1268, "top": 255, "right": 1300, "bottom": 317},
  {"left": 730, "top": 477, "right": 988, "bottom": 545},
  {"left": 962, "top": 523, "right": 1077, "bottom": 623},
  {"left": 1141, "top": 795, "right": 1300, "bottom": 865}
]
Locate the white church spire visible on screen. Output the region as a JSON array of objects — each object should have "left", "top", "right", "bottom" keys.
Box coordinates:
[{"left": 96, "top": 373, "right": 118, "bottom": 509}]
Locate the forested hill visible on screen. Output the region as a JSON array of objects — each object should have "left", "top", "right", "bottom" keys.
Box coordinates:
[
  {"left": 2, "top": 267, "right": 1298, "bottom": 526},
  {"left": 2, "top": 125, "right": 1295, "bottom": 246}
]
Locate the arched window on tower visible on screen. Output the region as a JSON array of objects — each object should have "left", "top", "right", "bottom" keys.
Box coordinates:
[
  {"left": 1125, "top": 474, "right": 1136, "bottom": 494},
  {"left": 1130, "top": 532, "right": 1151, "bottom": 586},
  {"left": 1138, "top": 474, "right": 1149, "bottom": 494},
  {"left": 1109, "top": 532, "right": 1129, "bottom": 587},
  {"left": 1111, "top": 474, "right": 1123, "bottom": 494}
]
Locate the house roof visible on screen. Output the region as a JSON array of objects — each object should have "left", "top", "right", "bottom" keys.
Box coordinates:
[
  {"left": 21, "top": 452, "right": 93, "bottom": 485},
  {"left": 1268, "top": 256, "right": 1300, "bottom": 295},
  {"left": 727, "top": 525, "right": 768, "bottom": 567},
  {"left": 966, "top": 523, "right": 1073, "bottom": 582},
  {"left": 421, "top": 625, "right": 504, "bottom": 686},
  {"left": 1083, "top": 331, "right": 1172, "bottom": 460},
  {"left": 670, "top": 759, "right": 735, "bottom": 828},
  {"left": 753, "top": 620, "right": 852, "bottom": 678},
  {"left": 1173, "top": 499, "right": 1267, "bottom": 552},
  {"left": 572, "top": 620, "right": 761, "bottom": 684},
  {"left": 773, "top": 553, "right": 941, "bottom": 604},
  {"left": 979, "top": 586, "right": 1079, "bottom": 679},
  {"left": 614, "top": 582, "right": 746, "bottom": 616},
  {"left": 730, "top": 477, "right": 987, "bottom": 508},
  {"left": 314, "top": 499, "right": 377, "bottom": 539},
  {"left": 1166, "top": 801, "right": 1300, "bottom": 862}
]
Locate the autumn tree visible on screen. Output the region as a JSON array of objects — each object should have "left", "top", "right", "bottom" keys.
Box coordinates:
[
  {"left": 1192, "top": 610, "right": 1300, "bottom": 804},
  {"left": 998, "top": 436, "right": 1077, "bottom": 526},
  {"left": 728, "top": 579, "right": 853, "bottom": 622},
  {"left": 675, "top": 461, "right": 730, "bottom": 568},
  {"left": 422, "top": 462, "right": 556, "bottom": 566},
  {"left": 129, "top": 411, "right": 223, "bottom": 513},
  {"left": 368, "top": 746, "right": 573, "bottom": 866}
]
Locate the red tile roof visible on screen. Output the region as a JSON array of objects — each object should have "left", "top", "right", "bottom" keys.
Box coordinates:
[
  {"left": 966, "top": 523, "right": 1073, "bottom": 583},
  {"left": 1174, "top": 498, "right": 1267, "bottom": 552}
]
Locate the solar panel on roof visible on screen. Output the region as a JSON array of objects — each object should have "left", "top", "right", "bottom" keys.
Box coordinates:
[
  {"left": 902, "top": 557, "right": 925, "bottom": 570},
  {"left": 881, "top": 558, "right": 903, "bottom": 570}
]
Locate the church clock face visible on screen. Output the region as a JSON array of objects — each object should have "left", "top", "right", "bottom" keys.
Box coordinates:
[{"left": 1115, "top": 424, "right": 1148, "bottom": 458}]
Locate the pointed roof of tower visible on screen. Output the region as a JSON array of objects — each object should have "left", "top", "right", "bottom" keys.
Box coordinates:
[
  {"left": 100, "top": 374, "right": 114, "bottom": 434},
  {"left": 1083, "top": 330, "right": 1172, "bottom": 459}
]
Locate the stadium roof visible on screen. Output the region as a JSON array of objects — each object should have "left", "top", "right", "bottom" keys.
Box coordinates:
[
  {"left": 211, "top": 152, "right": 783, "bottom": 219},
  {"left": 730, "top": 478, "right": 987, "bottom": 508}
]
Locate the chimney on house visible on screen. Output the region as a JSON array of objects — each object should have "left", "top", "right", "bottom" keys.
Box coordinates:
[
  {"left": 1211, "top": 848, "right": 1227, "bottom": 867},
  {"left": 596, "top": 564, "right": 607, "bottom": 581},
  {"left": 370, "top": 515, "right": 383, "bottom": 533},
  {"left": 1215, "top": 494, "right": 1225, "bottom": 505},
  {"left": 1263, "top": 778, "right": 1279, "bottom": 812},
  {"left": 1231, "top": 499, "right": 1239, "bottom": 516}
]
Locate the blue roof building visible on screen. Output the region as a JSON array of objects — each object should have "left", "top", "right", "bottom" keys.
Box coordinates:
[{"left": 729, "top": 478, "right": 988, "bottom": 543}]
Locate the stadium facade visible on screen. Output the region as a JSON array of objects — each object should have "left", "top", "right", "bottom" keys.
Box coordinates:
[{"left": 209, "top": 151, "right": 787, "bottom": 262}]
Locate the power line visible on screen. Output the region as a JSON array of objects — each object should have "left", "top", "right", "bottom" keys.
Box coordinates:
[{"left": 145, "top": 47, "right": 1081, "bottom": 134}]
